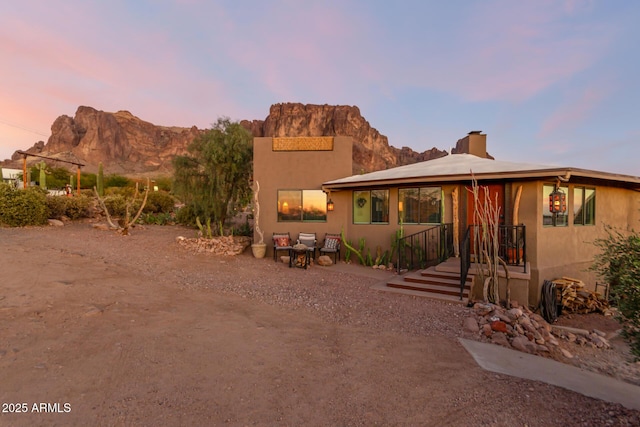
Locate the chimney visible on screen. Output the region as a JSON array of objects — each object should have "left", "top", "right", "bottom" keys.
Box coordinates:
[{"left": 456, "top": 131, "right": 487, "bottom": 158}]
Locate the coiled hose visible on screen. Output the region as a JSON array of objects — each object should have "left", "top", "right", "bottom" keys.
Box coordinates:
[{"left": 540, "top": 280, "right": 559, "bottom": 323}]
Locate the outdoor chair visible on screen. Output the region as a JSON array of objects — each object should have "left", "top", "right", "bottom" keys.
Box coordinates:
[
  {"left": 319, "top": 233, "right": 341, "bottom": 263},
  {"left": 296, "top": 232, "right": 318, "bottom": 259},
  {"left": 273, "top": 232, "right": 293, "bottom": 262}
]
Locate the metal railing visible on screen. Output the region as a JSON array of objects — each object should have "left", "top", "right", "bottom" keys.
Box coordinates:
[
  {"left": 460, "top": 226, "right": 471, "bottom": 300},
  {"left": 396, "top": 224, "right": 454, "bottom": 274},
  {"left": 467, "top": 224, "right": 528, "bottom": 272}
]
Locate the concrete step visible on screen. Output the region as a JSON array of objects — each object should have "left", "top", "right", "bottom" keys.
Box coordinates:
[{"left": 386, "top": 276, "right": 470, "bottom": 298}]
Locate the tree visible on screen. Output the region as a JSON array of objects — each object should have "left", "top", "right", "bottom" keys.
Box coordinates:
[
  {"left": 173, "top": 117, "right": 253, "bottom": 234},
  {"left": 591, "top": 226, "right": 640, "bottom": 359}
]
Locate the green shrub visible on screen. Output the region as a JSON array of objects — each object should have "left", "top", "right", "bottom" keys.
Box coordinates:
[
  {"left": 105, "top": 174, "right": 130, "bottom": 188},
  {"left": 175, "top": 204, "right": 198, "bottom": 227},
  {"left": 103, "top": 195, "right": 127, "bottom": 217},
  {"left": 46, "top": 196, "right": 68, "bottom": 219},
  {"left": 139, "top": 212, "right": 175, "bottom": 225},
  {"left": 65, "top": 195, "right": 92, "bottom": 219},
  {"left": 0, "top": 184, "right": 48, "bottom": 226},
  {"left": 591, "top": 226, "right": 640, "bottom": 359},
  {"left": 144, "top": 191, "right": 175, "bottom": 214}
]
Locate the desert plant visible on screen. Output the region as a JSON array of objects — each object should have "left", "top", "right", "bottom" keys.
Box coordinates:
[
  {"left": 97, "top": 162, "right": 104, "bottom": 196},
  {"left": 94, "top": 178, "right": 150, "bottom": 235},
  {"left": 46, "top": 195, "right": 68, "bottom": 219},
  {"left": 143, "top": 191, "right": 175, "bottom": 214},
  {"left": 591, "top": 226, "right": 640, "bottom": 359},
  {"left": 0, "top": 184, "right": 48, "bottom": 226},
  {"left": 64, "top": 195, "right": 92, "bottom": 219},
  {"left": 172, "top": 117, "right": 253, "bottom": 231}
]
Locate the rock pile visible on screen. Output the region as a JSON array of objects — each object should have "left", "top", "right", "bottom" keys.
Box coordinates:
[
  {"left": 175, "top": 235, "right": 251, "bottom": 255},
  {"left": 463, "top": 302, "right": 611, "bottom": 359}
]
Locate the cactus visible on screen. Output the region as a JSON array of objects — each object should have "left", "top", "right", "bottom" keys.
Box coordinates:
[
  {"left": 38, "top": 161, "right": 46, "bottom": 189},
  {"left": 97, "top": 162, "right": 104, "bottom": 197}
]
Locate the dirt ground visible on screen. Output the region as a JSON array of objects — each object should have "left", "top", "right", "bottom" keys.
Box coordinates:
[{"left": 1, "top": 222, "right": 639, "bottom": 426}]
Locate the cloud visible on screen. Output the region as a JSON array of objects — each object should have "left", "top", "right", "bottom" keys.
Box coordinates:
[
  {"left": 539, "top": 84, "right": 609, "bottom": 136},
  {"left": 388, "top": 1, "right": 613, "bottom": 103}
]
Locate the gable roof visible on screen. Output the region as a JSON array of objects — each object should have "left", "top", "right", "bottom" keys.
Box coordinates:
[{"left": 323, "top": 153, "right": 640, "bottom": 190}]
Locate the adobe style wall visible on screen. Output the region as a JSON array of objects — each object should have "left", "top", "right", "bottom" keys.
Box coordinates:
[{"left": 253, "top": 136, "right": 353, "bottom": 258}]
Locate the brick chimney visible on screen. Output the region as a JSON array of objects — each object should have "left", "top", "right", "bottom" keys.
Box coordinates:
[{"left": 454, "top": 131, "right": 487, "bottom": 158}]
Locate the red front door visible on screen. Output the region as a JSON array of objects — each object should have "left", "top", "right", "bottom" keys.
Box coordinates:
[{"left": 465, "top": 184, "right": 505, "bottom": 256}]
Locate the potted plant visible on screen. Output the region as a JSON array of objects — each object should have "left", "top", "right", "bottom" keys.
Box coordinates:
[{"left": 251, "top": 180, "right": 267, "bottom": 258}]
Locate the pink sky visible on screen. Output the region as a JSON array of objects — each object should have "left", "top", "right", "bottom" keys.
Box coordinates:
[{"left": 1, "top": 0, "right": 638, "bottom": 176}]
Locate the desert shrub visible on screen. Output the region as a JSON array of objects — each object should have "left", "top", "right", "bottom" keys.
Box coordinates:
[
  {"left": 103, "top": 194, "right": 128, "bottom": 217},
  {"left": 46, "top": 196, "right": 68, "bottom": 219},
  {"left": 591, "top": 226, "right": 640, "bottom": 359},
  {"left": 0, "top": 184, "right": 48, "bottom": 226},
  {"left": 105, "top": 186, "right": 136, "bottom": 198},
  {"left": 144, "top": 191, "right": 175, "bottom": 214},
  {"left": 105, "top": 174, "right": 130, "bottom": 188},
  {"left": 153, "top": 176, "right": 172, "bottom": 191},
  {"left": 139, "top": 212, "right": 175, "bottom": 225},
  {"left": 175, "top": 204, "right": 198, "bottom": 227},
  {"left": 230, "top": 216, "right": 252, "bottom": 236},
  {"left": 65, "top": 195, "right": 92, "bottom": 219}
]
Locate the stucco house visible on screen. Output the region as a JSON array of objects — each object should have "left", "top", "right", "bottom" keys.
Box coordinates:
[{"left": 253, "top": 132, "right": 640, "bottom": 307}]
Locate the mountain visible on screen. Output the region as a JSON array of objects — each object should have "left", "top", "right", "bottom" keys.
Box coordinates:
[{"left": 6, "top": 103, "right": 448, "bottom": 175}]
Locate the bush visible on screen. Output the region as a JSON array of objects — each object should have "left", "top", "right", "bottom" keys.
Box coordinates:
[
  {"left": 46, "top": 195, "right": 68, "bottom": 219},
  {"left": 105, "top": 174, "right": 130, "bottom": 188},
  {"left": 144, "top": 191, "right": 176, "bottom": 214},
  {"left": 103, "top": 195, "right": 128, "bottom": 217},
  {"left": 65, "top": 195, "right": 92, "bottom": 219},
  {"left": 0, "top": 184, "right": 48, "bottom": 226},
  {"left": 591, "top": 226, "right": 640, "bottom": 359}
]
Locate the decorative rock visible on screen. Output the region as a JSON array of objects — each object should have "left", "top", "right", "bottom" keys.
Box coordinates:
[
  {"left": 48, "top": 219, "right": 64, "bottom": 227},
  {"left": 491, "top": 332, "right": 510, "bottom": 347},
  {"left": 482, "top": 324, "right": 492, "bottom": 337},
  {"left": 490, "top": 320, "right": 508, "bottom": 333},
  {"left": 561, "top": 348, "right": 574, "bottom": 359},
  {"left": 463, "top": 317, "right": 480, "bottom": 333},
  {"left": 507, "top": 308, "right": 523, "bottom": 319},
  {"left": 317, "top": 255, "right": 333, "bottom": 266},
  {"left": 511, "top": 336, "right": 536, "bottom": 354}
]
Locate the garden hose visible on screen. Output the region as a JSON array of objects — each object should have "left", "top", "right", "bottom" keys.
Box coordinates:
[{"left": 540, "top": 280, "right": 559, "bottom": 323}]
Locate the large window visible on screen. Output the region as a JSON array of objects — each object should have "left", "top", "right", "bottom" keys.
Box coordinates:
[
  {"left": 353, "top": 189, "right": 389, "bottom": 224},
  {"left": 277, "top": 190, "right": 327, "bottom": 222},
  {"left": 543, "top": 184, "right": 568, "bottom": 227},
  {"left": 574, "top": 187, "right": 595, "bottom": 225},
  {"left": 398, "top": 187, "right": 442, "bottom": 224}
]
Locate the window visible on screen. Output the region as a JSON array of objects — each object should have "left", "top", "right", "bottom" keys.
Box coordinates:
[
  {"left": 353, "top": 189, "right": 389, "bottom": 224},
  {"left": 398, "top": 187, "right": 442, "bottom": 224},
  {"left": 277, "top": 190, "right": 326, "bottom": 222},
  {"left": 574, "top": 187, "right": 595, "bottom": 225},
  {"left": 543, "top": 184, "right": 568, "bottom": 227}
]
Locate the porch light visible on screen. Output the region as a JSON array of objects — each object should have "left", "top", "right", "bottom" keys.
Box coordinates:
[
  {"left": 549, "top": 188, "right": 566, "bottom": 214},
  {"left": 327, "top": 198, "right": 334, "bottom": 212},
  {"left": 398, "top": 201, "right": 403, "bottom": 212}
]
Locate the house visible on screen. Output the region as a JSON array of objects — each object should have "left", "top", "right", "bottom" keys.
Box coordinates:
[
  {"left": 253, "top": 132, "right": 640, "bottom": 307},
  {"left": 1, "top": 168, "right": 22, "bottom": 187}
]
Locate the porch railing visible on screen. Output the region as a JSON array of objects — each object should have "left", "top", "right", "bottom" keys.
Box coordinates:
[
  {"left": 460, "top": 226, "right": 471, "bottom": 300},
  {"left": 396, "top": 223, "right": 454, "bottom": 274},
  {"left": 467, "top": 224, "right": 528, "bottom": 272}
]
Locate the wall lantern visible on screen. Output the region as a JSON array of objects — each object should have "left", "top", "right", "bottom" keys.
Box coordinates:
[
  {"left": 549, "top": 187, "right": 566, "bottom": 214},
  {"left": 327, "top": 198, "right": 334, "bottom": 212},
  {"left": 398, "top": 201, "right": 403, "bottom": 212}
]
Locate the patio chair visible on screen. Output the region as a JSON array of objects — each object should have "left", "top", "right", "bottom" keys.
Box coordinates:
[
  {"left": 319, "top": 233, "right": 341, "bottom": 263},
  {"left": 273, "top": 232, "right": 293, "bottom": 262},
  {"left": 296, "top": 232, "right": 318, "bottom": 259}
]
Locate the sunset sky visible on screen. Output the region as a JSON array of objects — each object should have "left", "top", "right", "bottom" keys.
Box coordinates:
[{"left": 1, "top": 1, "right": 638, "bottom": 176}]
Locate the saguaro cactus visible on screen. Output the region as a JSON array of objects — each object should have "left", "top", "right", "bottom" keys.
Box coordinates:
[{"left": 97, "top": 162, "right": 104, "bottom": 197}]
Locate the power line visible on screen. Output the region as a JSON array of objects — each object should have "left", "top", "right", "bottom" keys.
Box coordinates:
[{"left": 0, "top": 117, "right": 49, "bottom": 137}]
